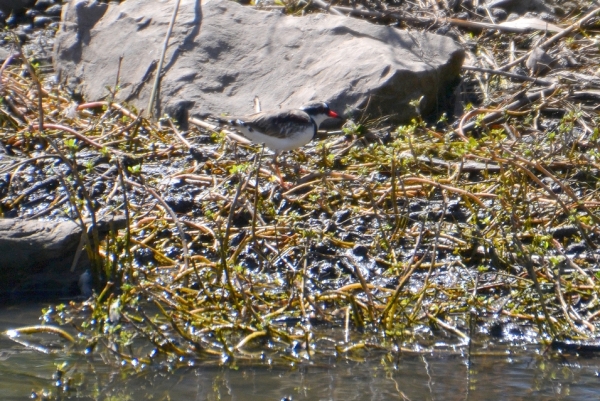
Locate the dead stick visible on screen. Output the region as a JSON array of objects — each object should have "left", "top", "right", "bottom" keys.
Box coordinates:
[
  {"left": 462, "top": 65, "right": 554, "bottom": 86},
  {"left": 458, "top": 85, "right": 558, "bottom": 134},
  {"left": 147, "top": 0, "right": 181, "bottom": 119},
  {"left": 28, "top": 123, "right": 105, "bottom": 150},
  {"left": 499, "top": 7, "right": 600, "bottom": 71}
]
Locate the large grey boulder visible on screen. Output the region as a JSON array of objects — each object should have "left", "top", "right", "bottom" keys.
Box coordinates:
[
  {"left": 0, "top": 215, "right": 125, "bottom": 302},
  {"left": 54, "top": 0, "right": 464, "bottom": 123}
]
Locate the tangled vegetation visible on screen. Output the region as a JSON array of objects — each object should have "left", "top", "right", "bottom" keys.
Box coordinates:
[{"left": 2, "top": 1, "right": 600, "bottom": 382}]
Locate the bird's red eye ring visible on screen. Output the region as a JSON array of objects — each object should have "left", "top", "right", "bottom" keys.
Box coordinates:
[{"left": 328, "top": 110, "right": 339, "bottom": 118}]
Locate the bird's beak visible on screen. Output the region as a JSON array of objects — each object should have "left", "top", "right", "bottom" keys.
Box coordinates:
[{"left": 328, "top": 110, "right": 339, "bottom": 118}]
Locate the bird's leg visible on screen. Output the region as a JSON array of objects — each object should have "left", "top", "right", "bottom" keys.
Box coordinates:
[
  {"left": 279, "top": 150, "right": 309, "bottom": 176},
  {"left": 271, "top": 151, "right": 284, "bottom": 183},
  {"left": 270, "top": 150, "right": 292, "bottom": 189}
]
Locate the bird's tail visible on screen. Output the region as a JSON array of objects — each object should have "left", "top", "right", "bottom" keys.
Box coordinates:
[{"left": 208, "top": 116, "right": 244, "bottom": 128}]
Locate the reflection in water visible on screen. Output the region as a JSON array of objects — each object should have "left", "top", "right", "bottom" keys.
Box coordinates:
[{"left": 1, "top": 304, "right": 600, "bottom": 400}]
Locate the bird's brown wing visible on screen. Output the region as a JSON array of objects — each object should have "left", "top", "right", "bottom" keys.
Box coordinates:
[{"left": 243, "top": 109, "right": 315, "bottom": 139}]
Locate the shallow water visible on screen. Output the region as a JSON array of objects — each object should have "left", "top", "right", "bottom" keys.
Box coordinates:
[{"left": 1, "top": 304, "right": 599, "bottom": 400}]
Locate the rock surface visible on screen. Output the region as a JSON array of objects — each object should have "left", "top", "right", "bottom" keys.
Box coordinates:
[
  {"left": 487, "top": 0, "right": 552, "bottom": 15},
  {"left": 54, "top": 0, "right": 464, "bottom": 123},
  {"left": 0, "top": 216, "right": 125, "bottom": 302},
  {"left": 0, "top": 0, "right": 35, "bottom": 14}
]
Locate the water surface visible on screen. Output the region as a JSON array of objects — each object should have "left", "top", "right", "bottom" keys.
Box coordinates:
[{"left": 1, "top": 304, "right": 599, "bottom": 400}]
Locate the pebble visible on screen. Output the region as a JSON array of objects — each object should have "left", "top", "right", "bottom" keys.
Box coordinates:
[
  {"left": 33, "top": 15, "right": 52, "bottom": 27},
  {"left": 435, "top": 24, "right": 451, "bottom": 36},
  {"left": 447, "top": 0, "right": 460, "bottom": 11},
  {"left": 6, "top": 13, "right": 20, "bottom": 27},
  {"left": 91, "top": 182, "right": 107, "bottom": 197},
  {"left": 506, "top": 12, "right": 520, "bottom": 21},
  {"left": 324, "top": 220, "right": 337, "bottom": 233},
  {"left": 491, "top": 8, "right": 508, "bottom": 21},
  {"left": 315, "top": 242, "right": 336, "bottom": 256},
  {"left": 134, "top": 248, "right": 156, "bottom": 265},
  {"left": 566, "top": 241, "right": 586, "bottom": 255},
  {"left": 333, "top": 209, "right": 351, "bottom": 224},
  {"left": 34, "top": 0, "right": 54, "bottom": 11},
  {"left": 44, "top": 4, "right": 62, "bottom": 16},
  {"left": 164, "top": 193, "right": 193, "bottom": 213},
  {"left": 15, "top": 24, "right": 33, "bottom": 38},
  {"left": 352, "top": 244, "right": 369, "bottom": 258},
  {"left": 25, "top": 9, "right": 39, "bottom": 19}
]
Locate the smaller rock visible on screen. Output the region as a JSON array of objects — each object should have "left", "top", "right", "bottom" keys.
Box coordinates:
[
  {"left": 163, "top": 246, "right": 182, "bottom": 259},
  {"left": 135, "top": 247, "right": 156, "bottom": 265},
  {"left": 24, "top": 8, "right": 39, "bottom": 18},
  {"left": 315, "top": 242, "right": 336, "bottom": 256},
  {"left": 491, "top": 8, "right": 507, "bottom": 21},
  {"left": 229, "top": 231, "right": 245, "bottom": 248},
  {"left": 352, "top": 244, "right": 369, "bottom": 258},
  {"left": 312, "top": 260, "right": 340, "bottom": 280},
  {"left": 33, "top": 15, "right": 52, "bottom": 27},
  {"left": 354, "top": 225, "right": 366, "bottom": 233},
  {"left": 512, "top": 66, "right": 528, "bottom": 76},
  {"left": 340, "top": 232, "right": 360, "bottom": 242},
  {"left": 539, "top": 12, "right": 557, "bottom": 22},
  {"left": 13, "top": 26, "right": 31, "bottom": 42},
  {"left": 34, "top": 0, "right": 54, "bottom": 10},
  {"left": 324, "top": 220, "right": 337, "bottom": 233},
  {"left": 447, "top": 0, "right": 461, "bottom": 11},
  {"left": 334, "top": 209, "right": 351, "bottom": 224},
  {"left": 44, "top": 4, "right": 61, "bottom": 16},
  {"left": 506, "top": 12, "right": 520, "bottom": 21},
  {"left": 409, "top": 201, "right": 424, "bottom": 212},
  {"left": 526, "top": 47, "right": 554, "bottom": 76},
  {"left": 91, "top": 181, "right": 107, "bottom": 197},
  {"left": 435, "top": 24, "right": 451, "bottom": 36},
  {"left": 566, "top": 241, "right": 586, "bottom": 255},
  {"left": 240, "top": 253, "right": 259, "bottom": 270},
  {"left": 6, "top": 12, "right": 19, "bottom": 27},
  {"left": 435, "top": 24, "right": 459, "bottom": 40},
  {"left": 164, "top": 193, "right": 194, "bottom": 213}
]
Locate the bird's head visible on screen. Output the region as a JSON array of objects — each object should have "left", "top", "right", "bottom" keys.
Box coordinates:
[{"left": 301, "top": 101, "right": 339, "bottom": 127}]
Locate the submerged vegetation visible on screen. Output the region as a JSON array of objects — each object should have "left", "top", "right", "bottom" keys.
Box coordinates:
[{"left": 2, "top": 1, "right": 600, "bottom": 391}]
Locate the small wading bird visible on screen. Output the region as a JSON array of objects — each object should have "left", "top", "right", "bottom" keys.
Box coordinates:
[{"left": 224, "top": 101, "right": 340, "bottom": 184}]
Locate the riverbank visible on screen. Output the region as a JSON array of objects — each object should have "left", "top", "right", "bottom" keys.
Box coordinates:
[{"left": 1, "top": 1, "right": 600, "bottom": 395}]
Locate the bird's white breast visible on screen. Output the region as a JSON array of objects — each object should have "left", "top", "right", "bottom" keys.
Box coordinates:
[{"left": 236, "top": 125, "right": 314, "bottom": 151}]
